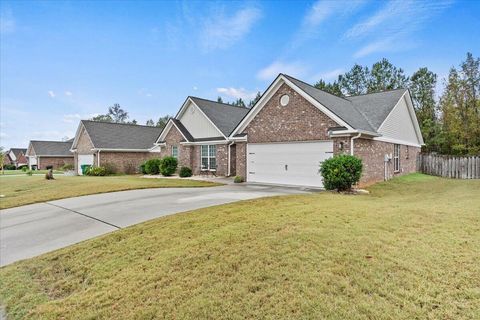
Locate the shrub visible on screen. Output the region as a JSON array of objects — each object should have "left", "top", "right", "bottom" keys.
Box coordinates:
[
  {"left": 144, "top": 158, "right": 162, "bottom": 175},
  {"left": 46, "top": 165, "right": 53, "bottom": 170},
  {"left": 234, "top": 176, "right": 244, "bottom": 183},
  {"left": 319, "top": 155, "right": 362, "bottom": 191},
  {"left": 60, "top": 163, "right": 74, "bottom": 171},
  {"left": 85, "top": 166, "right": 107, "bottom": 176},
  {"left": 103, "top": 162, "right": 117, "bottom": 175},
  {"left": 160, "top": 156, "right": 178, "bottom": 176},
  {"left": 3, "top": 164, "right": 16, "bottom": 170},
  {"left": 21, "top": 166, "right": 28, "bottom": 172},
  {"left": 139, "top": 163, "right": 147, "bottom": 174},
  {"left": 179, "top": 166, "right": 192, "bottom": 178}
]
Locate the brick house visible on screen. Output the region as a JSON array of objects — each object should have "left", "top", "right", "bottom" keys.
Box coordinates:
[
  {"left": 26, "top": 140, "right": 74, "bottom": 170},
  {"left": 156, "top": 74, "right": 423, "bottom": 187},
  {"left": 70, "top": 120, "right": 162, "bottom": 175},
  {"left": 4, "top": 148, "right": 28, "bottom": 168}
]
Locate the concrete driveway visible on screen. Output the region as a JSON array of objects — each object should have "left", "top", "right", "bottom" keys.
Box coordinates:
[{"left": 0, "top": 184, "right": 307, "bottom": 266}]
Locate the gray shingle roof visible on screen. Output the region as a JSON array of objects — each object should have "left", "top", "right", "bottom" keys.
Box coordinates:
[
  {"left": 346, "top": 88, "right": 407, "bottom": 130},
  {"left": 171, "top": 119, "right": 194, "bottom": 142},
  {"left": 283, "top": 74, "right": 407, "bottom": 133},
  {"left": 189, "top": 97, "right": 250, "bottom": 136},
  {"left": 81, "top": 120, "right": 163, "bottom": 150},
  {"left": 30, "top": 141, "right": 73, "bottom": 156},
  {"left": 10, "top": 148, "right": 27, "bottom": 157}
]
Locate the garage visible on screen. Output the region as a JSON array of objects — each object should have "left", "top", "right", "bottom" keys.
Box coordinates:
[
  {"left": 247, "top": 141, "right": 333, "bottom": 188},
  {"left": 77, "top": 154, "right": 94, "bottom": 175}
]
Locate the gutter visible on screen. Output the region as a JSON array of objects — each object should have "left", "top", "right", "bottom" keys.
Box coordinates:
[{"left": 350, "top": 133, "right": 362, "bottom": 156}]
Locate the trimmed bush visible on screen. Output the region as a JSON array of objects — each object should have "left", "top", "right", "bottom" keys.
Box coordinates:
[
  {"left": 3, "top": 164, "right": 16, "bottom": 170},
  {"left": 144, "top": 158, "right": 161, "bottom": 175},
  {"left": 234, "top": 176, "right": 244, "bottom": 183},
  {"left": 319, "top": 155, "right": 362, "bottom": 191},
  {"left": 179, "top": 166, "right": 192, "bottom": 178},
  {"left": 46, "top": 165, "right": 53, "bottom": 170},
  {"left": 160, "top": 156, "right": 178, "bottom": 176},
  {"left": 85, "top": 166, "right": 107, "bottom": 176},
  {"left": 21, "top": 166, "right": 28, "bottom": 172}
]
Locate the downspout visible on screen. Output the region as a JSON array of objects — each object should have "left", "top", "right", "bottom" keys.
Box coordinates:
[
  {"left": 350, "top": 133, "right": 361, "bottom": 156},
  {"left": 227, "top": 141, "right": 234, "bottom": 176}
]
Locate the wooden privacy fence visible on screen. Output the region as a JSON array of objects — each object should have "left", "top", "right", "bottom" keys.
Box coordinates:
[{"left": 417, "top": 153, "right": 480, "bottom": 179}]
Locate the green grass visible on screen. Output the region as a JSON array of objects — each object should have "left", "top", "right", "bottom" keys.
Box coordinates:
[
  {"left": 0, "top": 175, "right": 221, "bottom": 209},
  {"left": 0, "top": 169, "right": 63, "bottom": 176},
  {"left": 0, "top": 174, "right": 479, "bottom": 319}
]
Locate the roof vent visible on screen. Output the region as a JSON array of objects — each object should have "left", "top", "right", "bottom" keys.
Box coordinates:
[{"left": 280, "top": 94, "right": 290, "bottom": 107}]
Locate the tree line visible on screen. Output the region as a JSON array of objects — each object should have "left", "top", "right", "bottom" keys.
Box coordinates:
[
  {"left": 91, "top": 104, "right": 171, "bottom": 128},
  {"left": 314, "top": 53, "right": 479, "bottom": 155}
]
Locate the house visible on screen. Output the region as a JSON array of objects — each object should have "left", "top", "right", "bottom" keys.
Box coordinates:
[
  {"left": 26, "top": 140, "right": 74, "bottom": 169},
  {"left": 70, "top": 120, "right": 162, "bottom": 175},
  {"left": 5, "top": 148, "right": 28, "bottom": 168},
  {"left": 156, "top": 74, "right": 423, "bottom": 187}
]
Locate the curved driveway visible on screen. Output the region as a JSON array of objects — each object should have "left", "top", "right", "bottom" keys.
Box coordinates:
[{"left": 0, "top": 184, "right": 307, "bottom": 266}]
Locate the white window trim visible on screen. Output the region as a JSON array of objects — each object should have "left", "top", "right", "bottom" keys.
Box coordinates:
[
  {"left": 393, "top": 144, "right": 400, "bottom": 173},
  {"left": 200, "top": 145, "right": 217, "bottom": 171},
  {"left": 171, "top": 145, "right": 179, "bottom": 159}
]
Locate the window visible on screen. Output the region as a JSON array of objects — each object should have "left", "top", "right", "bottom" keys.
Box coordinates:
[
  {"left": 171, "top": 146, "right": 178, "bottom": 159},
  {"left": 393, "top": 144, "right": 400, "bottom": 172},
  {"left": 201, "top": 145, "right": 216, "bottom": 171}
]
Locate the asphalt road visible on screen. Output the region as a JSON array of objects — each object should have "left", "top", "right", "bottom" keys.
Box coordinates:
[{"left": 0, "top": 184, "right": 307, "bottom": 266}]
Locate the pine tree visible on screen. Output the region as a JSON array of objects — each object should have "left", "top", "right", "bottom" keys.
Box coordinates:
[
  {"left": 368, "top": 58, "right": 409, "bottom": 92},
  {"left": 314, "top": 79, "right": 342, "bottom": 96},
  {"left": 145, "top": 119, "right": 155, "bottom": 126},
  {"left": 338, "top": 64, "right": 369, "bottom": 95},
  {"left": 217, "top": 96, "right": 224, "bottom": 103},
  {"left": 248, "top": 91, "right": 262, "bottom": 108}
]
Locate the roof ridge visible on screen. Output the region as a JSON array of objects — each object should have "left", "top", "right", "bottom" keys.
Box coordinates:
[
  {"left": 81, "top": 119, "right": 161, "bottom": 129},
  {"left": 281, "top": 73, "right": 352, "bottom": 102},
  {"left": 189, "top": 96, "right": 250, "bottom": 109},
  {"left": 30, "top": 140, "right": 71, "bottom": 143},
  {"left": 346, "top": 88, "right": 407, "bottom": 98}
]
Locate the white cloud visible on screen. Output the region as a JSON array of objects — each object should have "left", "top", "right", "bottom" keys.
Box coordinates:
[
  {"left": 257, "top": 61, "right": 306, "bottom": 81},
  {"left": 294, "top": 0, "right": 366, "bottom": 45},
  {"left": 313, "top": 68, "right": 345, "bottom": 81},
  {"left": 62, "top": 114, "right": 81, "bottom": 123},
  {"left": 64, "top": 91, "right": 72, "bottom": 96},
  {"left": 0, "top": 9, "right": 15, "bottom": 34},
  {"left": 48, "top": 91, "right": 56, "bottom": 98},
  {"left": 193, "top": 86, "right": 198, "bottom": 91},
  {"left": 216, "top": 87, "right": 258, "bottom": 101},
  {"left": 200, "top": 6, "right": 262, "bottom": 51},
  {"left": 346, "top": 0, "right": 453, "bottom": 57}
]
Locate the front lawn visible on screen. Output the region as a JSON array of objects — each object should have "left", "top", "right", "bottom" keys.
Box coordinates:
[
  {"left": 0, "top": 175, "right": 221, "bottom": 209},
  {"left": 0, "top": 174, "right": 479, "bottom": 319},
  {"left": 0, "top": 169, "right": 63, "bottom": 176}
]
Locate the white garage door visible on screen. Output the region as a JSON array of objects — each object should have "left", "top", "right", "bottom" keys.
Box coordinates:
[
  {"left": 247, "top": 141, "right": 333, "bottom": 188},
  {"left": 77, "top": 154, "right": 94, "bottom": 175}
]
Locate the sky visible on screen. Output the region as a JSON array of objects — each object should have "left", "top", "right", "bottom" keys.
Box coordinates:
[{"left": 1, "top": 0, "right": 479, "bottom": 149}]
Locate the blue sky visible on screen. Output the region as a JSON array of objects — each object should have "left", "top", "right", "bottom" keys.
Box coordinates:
[{"left": 1, "top": 0, "right": 479, "bottom": 149}]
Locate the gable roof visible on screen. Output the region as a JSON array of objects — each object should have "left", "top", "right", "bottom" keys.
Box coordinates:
[
  {"left": 189, "top": 97, "right": 250, "bottom": 136},
  {"left": 9, "top": 148, "right": 27, "bottom": 158},
  {"left": 30, "top": 140, "right": 73, "bottom": 156},
  {"left": 78, "top": 120, "right": 163, "bottom": 150},
  {"left": 171, "top": 119, "right": 194, "bottom": 142},
  {"left": 282, "top": 74, "right": 377, "bottom": 133},
  {"left": 346, "top": 88, "right": 408, "bottom": 131}
]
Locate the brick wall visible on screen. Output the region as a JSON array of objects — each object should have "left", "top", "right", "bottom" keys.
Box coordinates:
[
  {"left": 75, "top": 127, "right": 96, "bottom": 173},
  {"left": 353, "top": 138, "right": 420, "bottom": 186},
  {"left": 38, "top": 157, "right": 74, "bottom": 169},
  {"left": 99, "top": 152, "right": 154, "bottom": 174},
  {"left": 243, "top": 83, "right": 339, "bottom": 143},
  {"left": 159, "top": 125, "right": 193, "bottom": 170},
  {"left": 230, "top": 144, "right": 236, "bottom": 176},
  {"left": 235, "top": 142, "right": 247, "bottom": 179}
]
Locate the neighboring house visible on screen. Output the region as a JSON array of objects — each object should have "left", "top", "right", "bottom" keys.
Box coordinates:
[
  {"left": 70, "top": 120, "right": 162, "bottom": 175},
  {"left": 156, "top": 97, "right": 249, "bottom": 176},
  {"left": 157, "top": 74, "right": 423, "bottom": 187},
  {"left": 6, "top": 148, "right": 28, "bottom": 168},
  {"left": 26, "top": 140, "right": 74, "bottom": 169}
]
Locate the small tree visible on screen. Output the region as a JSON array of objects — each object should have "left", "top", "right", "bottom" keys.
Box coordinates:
[
  {"left": 160, "top": 156, "right": 178, "bottom": 176},
  {"left": 319, "top": 155, "right": 362, "bottom": 191}
]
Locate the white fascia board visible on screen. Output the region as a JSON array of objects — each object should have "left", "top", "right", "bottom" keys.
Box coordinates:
[
  {"left": 155, "top": 118, "right": 191, "bottom": 143},
  {"left": 230, "top": 74, "right": 354, "bottom": 137},
  {"left": 92, "top": 148, "right": 150, "bottom": 152},
  {"left": 372, "top": 136, "right": 422, "bottom": 148},
  {"left": 35, "top": 155, "right": 74, "bottom": 157},
  {"left": 180, "top": 140, "right": 228, "bottom": 146},
  {"left": 230, "top": 136, "right": 248, "bottom": 142}
]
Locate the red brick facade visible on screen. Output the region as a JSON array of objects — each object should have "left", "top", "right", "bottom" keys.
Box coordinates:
[
  {"left": 99, "top": 152, "right": 154, "bottom": 174},
  {"left": 37, "top": 156, "right": 74, "bottom": 169}
]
